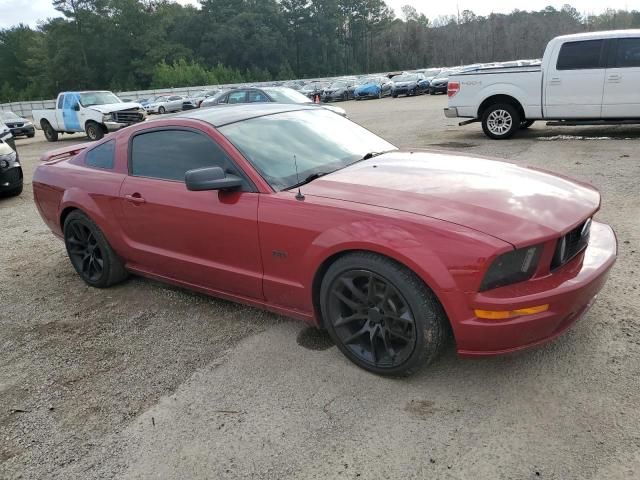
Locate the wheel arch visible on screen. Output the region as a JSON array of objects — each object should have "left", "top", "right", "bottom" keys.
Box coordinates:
[
  {"left": 311, "top": 248, "right": 452, "bottom": 331},
  {"left": 478, "top": 94, "right": 525, "bottom": 120}
]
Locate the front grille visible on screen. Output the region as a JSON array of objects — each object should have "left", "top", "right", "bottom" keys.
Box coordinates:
[
  {"left": 7, "top": 123, "right": 23, "bottom": 128},
  {"left": 551, "top": 219, "right": 591, "bottom": 270},
  {"left": 112, "top": 109, "right": 144, "bottom": 124}
]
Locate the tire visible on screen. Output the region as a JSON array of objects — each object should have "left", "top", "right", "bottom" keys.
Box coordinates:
[
  {"left": 27, "top": 132, "right": 35, "bottom": 138},
  {"left": 158, "top": 106, "right": 166, "bottom": 114},
  {"left": 1, "top": 182, "right": 22, "bottom": 198},
  {"left": 343, "top": 92, "right": 348, "bottom": 101},
  {"left": 520, "top": 120, "right": 535, "bottom": 129},
  {"left": 42, "top": 120, "right": 58, "bottom": 142},
  {"left": 320, "top": 252, "right": 448, "bottom": 376},
  {"left": 377, "top": 90, "right": 382, "bottom": 99},
  {"left": 481, "top": 103, "right": 520, "bottom": 140},
  {"left": 63, "top": 210, "right": 129, "bottom": 288},
  {"left": 429, "top": 90, "right": 435, "bottom": 95},
  {"left": 85, "top": 121, "right": 104, "bottom": 141},
  {"left": 392, "top": 94, "right": 398, "bottom": 98}
]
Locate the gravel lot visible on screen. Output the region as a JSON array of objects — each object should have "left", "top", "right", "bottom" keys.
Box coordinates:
[{"left": 1, "top": 95, "right": 639, "bottom": 479}]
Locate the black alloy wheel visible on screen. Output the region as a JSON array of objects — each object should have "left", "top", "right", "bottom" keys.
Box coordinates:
[
  {"left": 321, "top": 252, "right": 448, "bottom": 376},
  {"left": 66, "top": 220, "right": 104, "bottom": 282},
  {"left": 63, "top": 210, "right": 128, "bottom": 288}
]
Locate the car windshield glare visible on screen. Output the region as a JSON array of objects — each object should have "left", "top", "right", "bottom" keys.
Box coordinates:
[
  {"left": 220, "top": 109, "right": 396, "bottom": 191},
  {"left": 265, "top": 88, "right": 312, "bottom": 104},
  {"left": 79, "top": 92, "right": 122, "bottom": 107},
  {"left": 0, "top": 112, "right": 21, "bottom": 121},
  {"left": 395, "top": 75, "right": 417, "bottom": 82}
]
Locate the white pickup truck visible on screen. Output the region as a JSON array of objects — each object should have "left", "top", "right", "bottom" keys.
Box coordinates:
[
  {"left": 33, "top": 91, "right": 146, "bottom": 142},
  {"left": 445, "top": 30, "right": 640, "bottom": 139}
]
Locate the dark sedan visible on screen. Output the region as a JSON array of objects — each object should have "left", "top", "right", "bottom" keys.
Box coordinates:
[
  {"left": 429, "top": 69, "right": 458, "bottom": 95},
  {"left": 0, "top": 111, "right": 35, "bottom": 138},
  {"left": 0, "top": 139, "right": 22, "bottom": 197}
]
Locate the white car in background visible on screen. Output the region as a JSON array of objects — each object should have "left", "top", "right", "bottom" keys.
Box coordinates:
[{"left": 144, "top": 95, "right": 184, "bottom": 114}]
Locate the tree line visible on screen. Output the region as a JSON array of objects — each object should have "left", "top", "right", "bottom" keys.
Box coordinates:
[{"left": 1, "top": 1, "right": 640, "bottom": 103}]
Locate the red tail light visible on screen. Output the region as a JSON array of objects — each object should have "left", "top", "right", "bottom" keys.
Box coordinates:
[{"left": 447, "top": 81, "right": 460, "bottom": 97}]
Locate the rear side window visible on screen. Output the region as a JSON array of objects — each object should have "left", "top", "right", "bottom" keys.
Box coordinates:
[
  {"left": 86, "top": 140, "right": 115, "bottom": 169},
  {"left": 615, "top": 38, "right": 640, "bottom": 67},
  {"left": 556, "top": 40, "right": 604, "bottom": 70},
  {"left": 248, "top": 91, "right": 269, "bottom": 103},
  {"left": 130, "top": 129, "right": 244, "bottom": 184},
  {"left": 228, "top": 91, "right": 247, "bottom": 104}
]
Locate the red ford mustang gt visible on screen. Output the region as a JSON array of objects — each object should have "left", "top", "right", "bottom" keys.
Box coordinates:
[{"left": 33, "top": 104, "right": 617, "bottom": 376}]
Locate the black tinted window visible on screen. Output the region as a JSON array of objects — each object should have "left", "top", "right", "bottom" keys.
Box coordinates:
[
  {"left": 86, "top": 140, "right": 115, "bottom": 169},
  {"left": 131, "top": 130, "right": 241, "bottom": 183},
  {"left": 557, "top": 40, "right": 603, "bottom": 70},
  {"left": 616, "top": 38, "right": 640, "bottom": 67}
]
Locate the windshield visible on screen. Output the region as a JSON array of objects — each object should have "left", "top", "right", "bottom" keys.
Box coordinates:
[
  {"left": 433, "top": 70, "right": 451, "bottom": 79},
  {"left": 264, "top": 88, "right": 312, "bottom": 104},
  {"left": 423, "top": 69, "right": 441, "bottom": 77},
  {"left": 359, "top": 77, "right": 379, "bottom": 85},
  {"left": 394, "top": 75, "right": 417, "bottom": 82},
  {"left": 78, "top": 91, "right": 121, "bottom": 107},
  {"left": 220, "top": 109, "right": 396, "bottom": 191},
  {"left": 329, "top": 81, "right": 348, "bottom": 88},
  {"left": 0, "top": 111, "right": 21, "bottom": 121}
]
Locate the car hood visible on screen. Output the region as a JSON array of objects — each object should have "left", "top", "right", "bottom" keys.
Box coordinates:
[
  {"left": 302, "top": 151, "right": 600, "bottom": 247},
  {"left": 355, "top": 84, "right": 380, "bottom": 92},
  {"left": 89, "top": 102, "right": 143, "bottom": 113}
]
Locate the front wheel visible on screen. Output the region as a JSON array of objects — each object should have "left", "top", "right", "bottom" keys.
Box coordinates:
[
  {"left": 63, "top": 210, "right": 129, "bottom": 288},
  {"left": 320, "top": 252, "right": 448, "bottom": 376},
  {"left": 481, "top": 103, "right": 520, "bottom": 140},
  {"left": 42, "top": 121, "right": 58, "bottom": 142},
  {"left": 158, "top": 106, "right": 166, "bottom": 114},
  {"left": 85, "top": 121, "right": 104, "bottom": 141}
]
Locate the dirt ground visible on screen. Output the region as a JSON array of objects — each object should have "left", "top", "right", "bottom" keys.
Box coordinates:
[{"left": 1, "top": 95, "right": 639, "bottom": 479}]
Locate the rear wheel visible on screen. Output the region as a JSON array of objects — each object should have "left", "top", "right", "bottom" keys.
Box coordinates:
[
  {"left": 320, "top": 252, "right": 448, "bottom": 376},
  {"left": 481, "top": 103, "right": 520, "bottom": 140},
  {"left": 158, "top": 106, "right": 166, "bottom": 114},
  {"left": 85, "top": 121, "right": 104, "bottom": 141},
  {"left": 63, "top": 210, "right": 128, "bottom": 288},
  {"left": 42, "top": 121, "right": 58, "bottom": 142}
]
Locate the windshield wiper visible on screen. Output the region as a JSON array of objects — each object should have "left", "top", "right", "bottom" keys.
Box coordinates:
[{"left": 287, "top": 171, "right": 331, "bottom": 190}]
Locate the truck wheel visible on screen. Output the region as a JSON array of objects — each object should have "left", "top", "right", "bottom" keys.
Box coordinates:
[
  {"left": 42, "top": 120, "right": 58, "bottom": 142},
  {"left": 85, "top": 121, "right": 104, "bottom": 141},
  {"left": 520, "top": 120, "right": 535, "bottom": 130},
  {"left": 482, "top": 103, "right": 520, "bottom": 140}
]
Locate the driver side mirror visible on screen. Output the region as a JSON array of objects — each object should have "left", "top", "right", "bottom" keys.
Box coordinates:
[{"left": 185, "top": 166, "right": 243, "bottom": 192}]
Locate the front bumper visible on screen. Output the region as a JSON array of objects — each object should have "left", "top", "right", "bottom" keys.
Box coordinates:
[
  {"left": 9, "top": 125, "right": 35, "bottom": 137},
  {"left": 431, "top": 84, "right": 447, "bottom": 93},
  {"left": 354, "top": 91, "right": 379, "bottom": 99},
  {"left": 446, "top": 221, "right": 617, "bottom": 356},
  {"left": 0, "top": 165, "right": 23, "bottom": 192},
  {"left": 104, "top": 121, "right": 131, "bottom": 132}
]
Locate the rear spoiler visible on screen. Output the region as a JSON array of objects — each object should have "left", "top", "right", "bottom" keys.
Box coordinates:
[{"left": 40, "top": 143, "right": 88, "bottom": 163}]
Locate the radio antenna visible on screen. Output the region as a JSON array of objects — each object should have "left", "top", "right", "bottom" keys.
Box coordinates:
[{"left": 293, "top": 154, "right": 305, "bottom": 201}]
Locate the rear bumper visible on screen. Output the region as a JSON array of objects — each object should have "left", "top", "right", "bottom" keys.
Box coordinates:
[
  {"left": 447, "top": 221, "right": 617, "bottom": 356},
  {"left": 444, "top": 107, "right": 458, "bottom": 118},
  {"left": 9, "top": 126, "right": 35, "bottom": 137}
]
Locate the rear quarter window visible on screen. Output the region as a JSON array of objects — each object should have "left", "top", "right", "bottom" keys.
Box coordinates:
[
  {"left": 85, "top": 140, "right": 115, "bottom": 170},
  {"left": 556, "top": 40, "right": 604, "bottom": 70}
]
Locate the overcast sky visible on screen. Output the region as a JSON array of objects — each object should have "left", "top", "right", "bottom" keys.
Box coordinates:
[{"left": 0, "top": 0, "right": 635, "bottom": 29}]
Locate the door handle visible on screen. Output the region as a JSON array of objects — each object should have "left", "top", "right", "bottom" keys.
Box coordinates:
[
  {"left": 608, "top": 74, "right": 622, "bottom": 82},
  {"left": 549, "top": 77, "right": 561, "bottom": 85},
  {"left": 124, "top": 193, "right": 146, "bottom": 204}
]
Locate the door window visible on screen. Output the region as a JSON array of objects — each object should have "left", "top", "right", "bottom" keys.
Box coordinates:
[
  {"left": 615, "top": 38, "right": 640, "bottom": 68},
  {"left": 248, "top": 91, "right": 270, "bottom": 103},
  {"left": 130, "top": 129, "right": 247, "bottom": 187},
  {"left": 227, "top": 91, "right": 247, "bottom": 104},
  {"left": 556, "top": 40, "right": 604, "bottom": 70}
]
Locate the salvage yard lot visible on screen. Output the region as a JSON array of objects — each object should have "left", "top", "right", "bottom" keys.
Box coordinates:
[{"left": 1, "top": 95, "right": 639, "bottom": 479}]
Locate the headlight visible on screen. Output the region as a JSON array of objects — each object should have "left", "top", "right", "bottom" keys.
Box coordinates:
[
  {"left": 0, "top": 150, "right": 17, "bottom": 169},
  {"left": 102, "top": 113, "right": 112, "bottom": 122},
  {"left": 24, "top": 121, "right": 32, "bottom": 127},
  {"left": 480, "top": 245, "right": 543, "bottom": 291}
]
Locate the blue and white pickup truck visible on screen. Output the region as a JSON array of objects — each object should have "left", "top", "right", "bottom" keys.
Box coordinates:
[{"left": 32, "top": 91, "right": 146, "bottom": 142}]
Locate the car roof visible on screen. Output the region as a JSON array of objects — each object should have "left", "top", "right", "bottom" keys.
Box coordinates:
[{"left": 174, "top": 103, "right": 316, "bottom": 127}]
